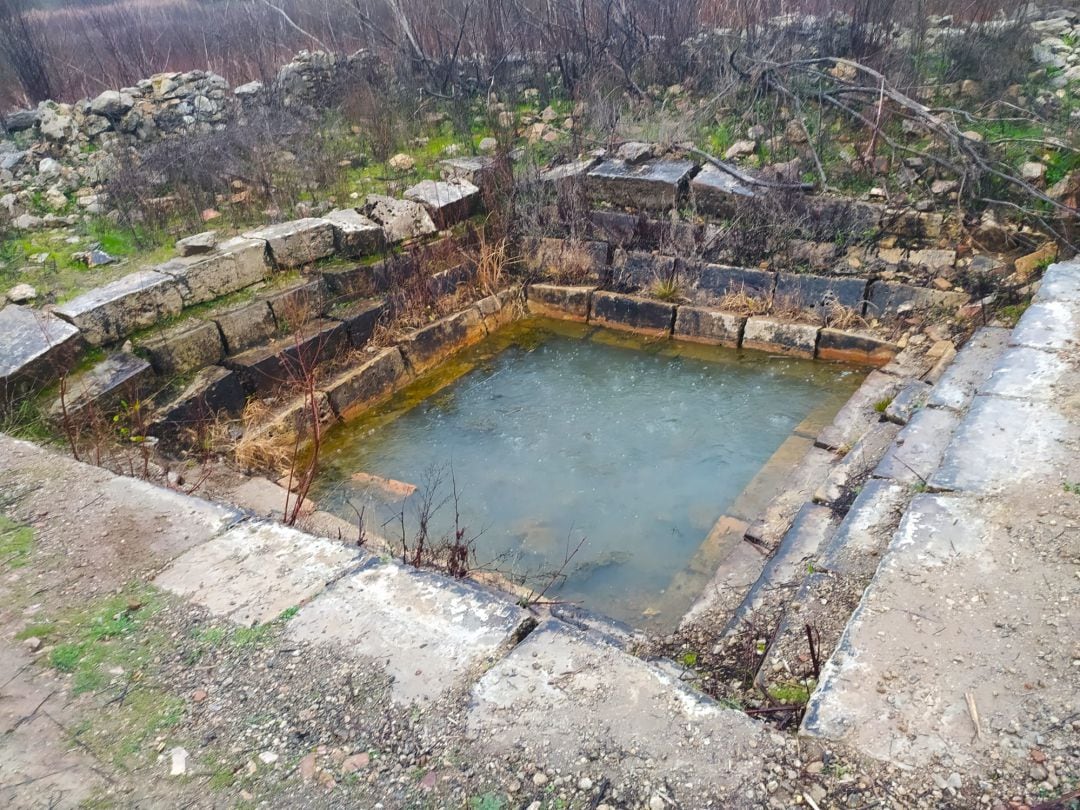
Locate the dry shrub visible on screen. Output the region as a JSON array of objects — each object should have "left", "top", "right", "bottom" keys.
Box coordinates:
[
  {"left": 474, "top": 230, "right": 511, "bottom": 295},
  {"left": 234, "top": 399, "right": 294, "bottom": 472},
  {"left": 717, "top": 284, "right": 772, "bottom": 316},
  {"left": 824, "top": 300, "right": 869, "bottom": 330},
  {"left": 535, "top": 242, "right": 596, "bottom": 285}
]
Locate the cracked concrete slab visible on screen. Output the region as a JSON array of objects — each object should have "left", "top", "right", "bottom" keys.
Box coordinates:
[
  {"left": 467, "top": 619, "right": 768, "bottom": 796},
  {"left": 155, "top": 521, "right": 364, "bottom": 626},
  {"left": 286, "top": 562, "right": 531, "bottom": 705}
]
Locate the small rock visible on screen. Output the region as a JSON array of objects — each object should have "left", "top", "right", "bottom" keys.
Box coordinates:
[
  {"left": 341, "top": 752, "right": 369, "bottom": 773},
  {"left": 1020, "top": 161, "right": 1046, "bottom": 183},
  {"left": 578, "top": 776, "right": 593, "bottom": 791},
  {"left": 533, "top": 772, "right": 549, "bottom": 787},
  {"left": 191, "top": 688, "right": 208, "bottom": 703},
  {"left": 169, "top": 747, "right": 188, "bottom": 776},
  {"left": 6, "top": 283, "right": 37, "bottom": 304},
  {"left": 724, "top": 139, "right": 757, "bottom": 160},
  {"left": 389, "top": 153, "right": 415, "bottom": 172},
  {"left": 23, "top": 636, "right": 43, "bottom": 651},
  {"left": 930, "top": 178, "right": 958, "bottom": 195},
  {"left": 200, "top": 208, "right": 220, "bottom": 222},
  {"left": 299, "top": 752, "right": 317, "bottom": 782},
  {"left": 650, "top": 795, "right": 665, "bottom": 810},
  {"left": 175, "top": 231, "right": 217, "bottom": 257},
  {"left": 258, "top": 751, "right": 278, "bottom": 765}
]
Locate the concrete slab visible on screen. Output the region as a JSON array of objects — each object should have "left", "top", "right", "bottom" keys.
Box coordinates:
[
  {"left": 363, "top": 195, "right": 437, "bottom": 243},
  {"left": 979, "top": 344, "right": 1076, "bottom": 401},
  {"left": 54, "top": 269, "right": 184, "bottom": 346},
  {"left": 688, "top": 163, "right": 755, "bottom": 216},
  {"left": 526, "top": 283, "right": 595, "bottom": 321},
  {"left": 0, "top": 303, "right": 83, "bottom": 395},
  {"left": 467, "top": 619, "right": 767, "bottom": 795},
  {"left": 1032, "top": 257, "right": 1080, "bottom": 303},
  {"left": 288, "top": 563, "right": 529, "bottom": 705},
  {"left": 1009, "top": 298, "right": 1080, "bottom": 352},
  {"left": 928, "top": 394, "right": 1080, "bottom": 493},
  {"left": 673, "top": 305, "right": 746, "bottom": 347},
  {"left": 925, "top": 326, "right": 1010, "bottom": 411},
  {"left": 804, "top": 493, "right": 1079, "bottom": 770},
  {"left": 139, "top": 319, "right": 223, "bottom": 375},
  {"left": 155, "top": 521, "right": 363, "bottom": 626},
  {"left": 873, "top": 405, "right": 962, "bottom": 485}
]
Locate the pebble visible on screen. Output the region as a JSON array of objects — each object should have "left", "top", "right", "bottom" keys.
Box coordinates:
[
  {"left": 169, "top": 747, "right": 188, "bottom": 776},
  {"left": 258, "top": 751, "right": 278, "bottom": 765},
  {"left": 578, "top": 776, "right": 593, "bottom": 791},
  {"left": 22, "top": 636, "right": 42, "bottom": 652},
  {"left": 532, "top": 772, "right": 549, "bottom": 787}
]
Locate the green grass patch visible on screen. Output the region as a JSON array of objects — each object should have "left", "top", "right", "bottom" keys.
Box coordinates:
[
  {"left": 768, "top": 681, "right": 812, "bottom": 705},
  {"left": 0, "top": 515, "right": 34, "bottom": 568}
]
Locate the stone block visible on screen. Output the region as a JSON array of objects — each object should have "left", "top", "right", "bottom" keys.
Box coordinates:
[
  {"left": 440, "top": 155, "right": 497, "bottom": 198},
  {"left": 537, "top": 157, "right": 598, "bottom": 187},
  {"left": 244, "top": 219, "right": 335, "bottom": 268},
  {"left": 925, "top": 326, "right": 1010, "bottom": 411},
  {"left": 815, "top": 370, "right": 900, "bottom": 452},
  {"left": 323, "top": 347, "right": 408, "bottom": 420},
  {"left": 526, "top": 238, "right": 609, "bottom": 281},
  {"left": 213, "top": 301, "right": 277, "bottom": 355},
  {"left": 152, "top": 366, "right": 246, "bottom": 441},
  {"left": 0, "top": 304, "right": 83, "bottom": 396},
  {"left": 586, "top": 159, "right": 697, "bottom": 209},
  {"left": 688, "top": 163, "right": 756, "bottom": 217},
  {"left": 288, "top": 562, "right": 530, "bottom": 705},
  {"left": 742, "top": 317, "right": 819, "bottom": 358},
  {"left": 683, "top": 262, "right": 776, "bottom": 303},
  {"left": 979, "top": 345, "right": 1074, "bottom": 402},
  {"left": 774, "top": 272, "right": 868, "bottom": 315},
  {"left": 54, "top": 270, "right": 184, "bottom": 346},
  {"left": 157, "top": 236, "right": 270, "bottom": 306},
  {"left": 155, "top": 521, "right": 364, "bottom": 627},
  {"left": 49, "top": 352, "right": 152, "bottom": 419},
  {"left": 814, "top": 420, "right": 901, "bottom": 505},
  {"left": 320, "top": 261, "right": 387, "bottom": 301},
  {"left": 322, "top": 208, "right": 386, "bottom": 258},
  {"left": 1033, "top": 258, "right": 1080, "bottom": 303},
  {"left": 884, "top": 379, "right": 931, "bottom": 425},
  {"left": 817, "top": 328, "right": 898, "bottom": 366},
  {"left": 873, "top": 405, "right": 961, "bottom": 485},
  {"left": 398, "top": 308, "right": 486, "bottom": 374},
  {"left": 139, "top": 319, "right": 223, "bottom": 376},
  {"left": 333, "top": 297, "right": 387, "bottom": 347},
  {"left": 673, "top": 306, "right": 745, "bottom": 347},
  {"left": 589, "top": 291, "right": 674, "bottom": 334},
  {"left": 226, "top": 319, "right": 346, "bottom": 395},
  {"left": 610, "top": 250, "right": 675, "bottom": 289},
  {"left": 586, "top": 210, "right": 642, "bottom": 247},
  {"left": 363, "top": 195, "right": 437, "bottom": 243},
  {"left": 525, "top": 284, "right": 595, "bottom": 321},
  {"left": 263, "top": 278, "right": 327, "bottom": 329},
  {"left": 865, "top": 280, "right": 968, "bottom": 320},
  {"left": 403, "top": 178, "right": 480, "bottom": 229}
]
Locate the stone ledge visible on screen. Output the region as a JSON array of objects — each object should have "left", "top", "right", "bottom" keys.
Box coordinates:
[
  {"left": 0, "top": 304, "right": 83, "bottom": 396},
  {"left": 817, "top": 328, "right": 898, "bottom": 366},
  {"left": 398, "top": 308, "right": 486, "bottom": 375},
  {"left": 589, "top": 290, "right": 674, "bottom": 334},
  {"left": 742, "top": 316, "right": 819, "bottom": 358},
  {"left": 157, "top": 236, "right": 269, "bottom": 305},
  {"left": 673, "top": 305, "right": 745, "bottom": 347},
  {"left": 54, "top": 270, "right": 184, "bottom": 346},
  {"left": 525, "top": 283, "right": 595, "bottom": 321},
  {"left": 139, "top": 319, "right": 223, "bottom": 376},
  {"left": 244, "top": 219, "right": 335, "bottom": 268},
  {"left": 323, "top": 347, "right": 409, "bottom": 420},
  {"left": 586, "top": 159, "right": 697, "bottom": 209}
]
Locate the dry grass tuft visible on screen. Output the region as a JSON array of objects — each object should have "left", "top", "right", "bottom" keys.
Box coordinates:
[{"left": 233, "top": 399, "right": 295, "bottom": 473}]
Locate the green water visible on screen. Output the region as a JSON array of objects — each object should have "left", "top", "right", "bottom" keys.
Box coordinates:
[{"left": 313, "top": 318, "right": 863, "bottom": 628}]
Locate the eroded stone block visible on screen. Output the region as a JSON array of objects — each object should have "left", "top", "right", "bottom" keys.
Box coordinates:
[
  {"left": 817, "top": 329, "right": 898, "bottom": 366},
  {"left": 398, "top": 308, "right": 485, "bottom": 374},
  {"left": 742, "top": 317, "right": 819, "bottom": 358},
  {"left": 673, "top": 306, "right": 745, "bottom": 347},
  {"left": 323, "top": 208, "right": 386, "bottom": 258},
  {"left": 589, "top": 291, "right": 674, "bottom": 334},
  {"left": 0, "top": 304, "right": 83, "bottom": 396},
  {"left": 586, "top": 159, "right": 696, "bottom": 209},
  {"left": 526, "top": 284, "right": 595, "bottom": 321},
  {"left": 323, "top": 347, "right": 408, "bottom": 419},
  {"left": 245, "top": 219, "right": 335, "bottom": 268},
  {"left": 363, "top": 195, "right": 437, "bottom": 243},
  {"left": 139, "top": 319, "right": 223, "bottom": 376},
  {"left": 404, "top": 179, "right": 480, "bottom": 229},
  {"left": 55, "top": 270, "right": 184, "bottom": 346}
]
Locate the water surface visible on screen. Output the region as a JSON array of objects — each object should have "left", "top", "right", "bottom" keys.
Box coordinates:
[{"left": 314, "top": 318, "right": 863, "bottom": 628}]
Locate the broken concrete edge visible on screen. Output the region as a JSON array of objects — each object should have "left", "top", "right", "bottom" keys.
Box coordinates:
[{"left": 520, "top": 282, "right": 897, "bottom": 365}]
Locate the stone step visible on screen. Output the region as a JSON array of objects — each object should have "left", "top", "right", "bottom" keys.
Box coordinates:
[
  {"left": 48, "top": 351, "right": 153, "bottom": 420},
  {"left": 803, "top": 261, "right": 1080, "bottom": 773},
  {"left": 756, "top": 479, "right": 910, "bottom": 694},
  {"left": 466, "top": 618, "right": 770, "bottom": 802}
]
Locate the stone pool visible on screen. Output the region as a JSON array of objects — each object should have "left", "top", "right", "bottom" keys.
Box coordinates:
[{"left": 313, "top": 318, "right": 864, "bottom": 629}]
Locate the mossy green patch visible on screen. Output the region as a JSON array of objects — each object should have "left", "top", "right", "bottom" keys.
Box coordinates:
[{"left": 0, "top": 515, "right": 33, "bottom": 568}]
